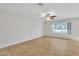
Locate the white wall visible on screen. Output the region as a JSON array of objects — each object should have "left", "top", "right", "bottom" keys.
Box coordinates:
[
  {"left": 0, "top": 9, "right": 43, "bottom": 48},
  {"left": 44, "top": 17, "right": 79, "bottom": 41}
]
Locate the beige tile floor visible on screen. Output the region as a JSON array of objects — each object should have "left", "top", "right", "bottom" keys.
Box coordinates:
[{"left": 0, "top": 36, "right": 79, "bottom": 56}]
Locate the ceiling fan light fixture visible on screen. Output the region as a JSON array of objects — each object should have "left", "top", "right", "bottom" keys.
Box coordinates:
[{"left": 46, "top": 15, "right": 56, "bottom": 21}]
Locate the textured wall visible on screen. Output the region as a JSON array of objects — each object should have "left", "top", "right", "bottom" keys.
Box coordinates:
[{"left": 0, "top": 8, "right": 43, "bottom": 48}]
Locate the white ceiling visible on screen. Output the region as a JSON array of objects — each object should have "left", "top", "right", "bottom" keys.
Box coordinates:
[{"left": 0, "top": 3, "right": 79, "bottom": 20}]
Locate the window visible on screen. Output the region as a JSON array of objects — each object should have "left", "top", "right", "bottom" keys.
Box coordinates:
[{"left": 51, "top": 22, "right": 71, "bottom": 34}]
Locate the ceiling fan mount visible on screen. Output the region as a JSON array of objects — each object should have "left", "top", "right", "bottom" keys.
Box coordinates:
[{"left": 37, "top": 3, "right": 56, "bottom": 21}]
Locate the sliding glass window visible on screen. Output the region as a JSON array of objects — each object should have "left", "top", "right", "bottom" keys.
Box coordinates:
[{"left": 51, "top": 22, "right": 71, "bottom": 34}]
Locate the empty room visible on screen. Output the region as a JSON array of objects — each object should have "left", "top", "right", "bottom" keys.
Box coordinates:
[{"left": 0, "top": 3, "right": 79, "bottom": 56}]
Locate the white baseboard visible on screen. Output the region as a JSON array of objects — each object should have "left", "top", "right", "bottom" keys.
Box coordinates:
[
  {"left": 44, "top": 35, "right": 79, "bottom": 41},
  {"left": 0, "top": 35, "right": 42, "bottom": 49}
]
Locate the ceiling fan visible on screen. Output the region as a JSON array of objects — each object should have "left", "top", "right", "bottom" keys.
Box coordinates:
[
  {"left": 38, "top": 3, "right": 56, "bottom": 21},
  {"left": 40, "top": 10, "right": 56, "bottom": 21}
]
